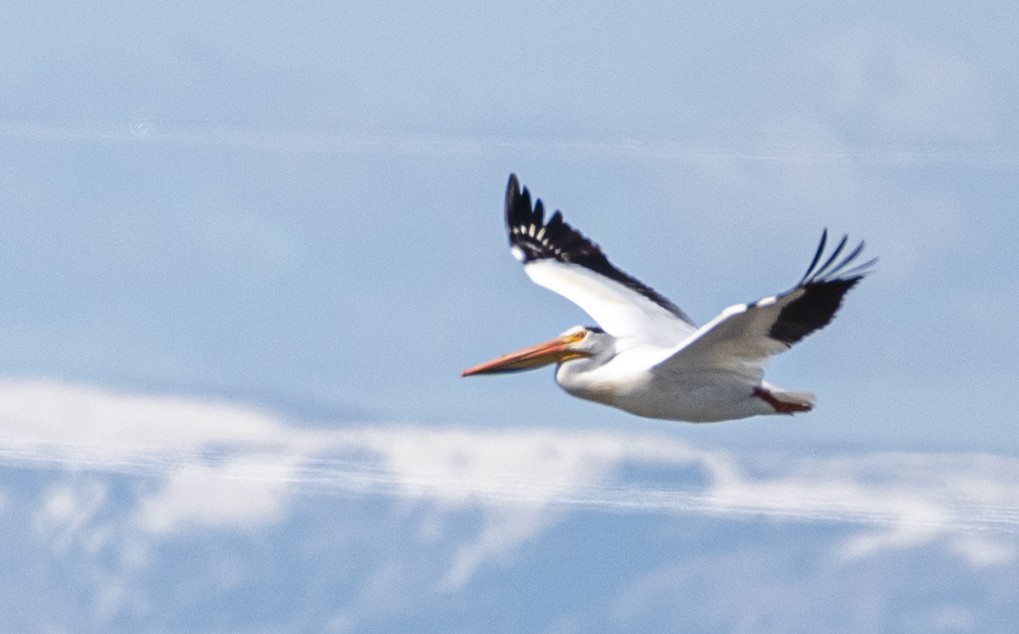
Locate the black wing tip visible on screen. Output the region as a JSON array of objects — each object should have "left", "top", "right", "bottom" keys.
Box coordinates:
[
  {"left": 506, "top": 173, "right": 523, "bottom": 215},
  {"left": 505, "top": 174, "right": 544, "bottom": 245},
  {"left": 800, "top": 229, "right": 876, "bottom": 286},
  {"left": 504, "top": 175, "right": 621, "bottom": 270},
  {"left": 770, "top": 230, "right": 875, "bottom": 346},
  {"left": 769, "top": 278, "right": 860, "bottom": 346}
]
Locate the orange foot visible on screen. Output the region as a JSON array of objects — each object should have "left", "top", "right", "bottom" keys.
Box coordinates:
[{"left": 753, "top": 387, "right": 813, "bottom": 415}]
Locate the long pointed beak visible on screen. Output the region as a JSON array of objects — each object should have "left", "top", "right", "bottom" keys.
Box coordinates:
[{"left": 461, "top": 335, "right": 578, "bottom": 377}]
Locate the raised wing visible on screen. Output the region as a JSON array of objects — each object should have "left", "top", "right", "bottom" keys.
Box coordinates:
[
  {"left": 505, "top": 174, "right": 696, "bottom": 345},
  {"left": 654, "top": 230, "right": 874, "bottom": 381}
]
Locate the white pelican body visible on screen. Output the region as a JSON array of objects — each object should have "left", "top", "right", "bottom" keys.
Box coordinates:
[{"left": 462, "top": 174, "right": 874, "bottom": 423}]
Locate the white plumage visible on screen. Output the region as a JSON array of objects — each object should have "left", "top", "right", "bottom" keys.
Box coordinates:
[{"left": 462, "top": 174, "right": 874, "bottom": 422}]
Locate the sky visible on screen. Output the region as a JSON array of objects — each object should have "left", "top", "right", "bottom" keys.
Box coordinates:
[{"left": 1, "top": 2, "right": 1018, "bottom": 632}]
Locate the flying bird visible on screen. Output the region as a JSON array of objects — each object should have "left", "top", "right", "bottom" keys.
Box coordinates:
[{"left": 461, "top": 174, "right": 875, "bottom": 422}]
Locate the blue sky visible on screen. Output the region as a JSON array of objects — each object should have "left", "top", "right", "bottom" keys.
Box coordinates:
[{"left": 2, "top": 2, "right": 1019, "bottom": 632}]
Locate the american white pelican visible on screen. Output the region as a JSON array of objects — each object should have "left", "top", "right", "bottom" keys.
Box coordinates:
[{"left": 461, "top": 174, "right": 875, "bottom": 422}]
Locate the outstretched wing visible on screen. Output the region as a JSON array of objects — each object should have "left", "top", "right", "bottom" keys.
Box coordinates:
[
  {"left": 505, "top": 174, "right": 696, "bottom": 346},
  {"left": 654, "top": 230, "right": 874, "bottom": 382}
]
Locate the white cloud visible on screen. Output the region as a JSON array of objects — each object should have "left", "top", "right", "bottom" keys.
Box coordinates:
[
  {"left": 134, "top": 459, "right": 295, "bottom": 534},
  {"left": 949, "top": 535, "right": 1017, "bottom": 568},
  {"left": 2, "top": 376, "right": 1019, "bottom": 600},
  {"left": 354, "top": 427, "right": 649, "bottom": 588},
  {"left": 33, "top": 479, "right": 109, "bottom": 555}
]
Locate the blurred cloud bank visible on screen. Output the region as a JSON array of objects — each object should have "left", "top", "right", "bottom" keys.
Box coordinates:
[{"left": 3, "top": 379, "right": 1017, "bottom": 630}]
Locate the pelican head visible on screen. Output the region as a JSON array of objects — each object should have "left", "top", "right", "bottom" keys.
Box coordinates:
[{"left": 461, "top": 325, "right": 611, "bottom": 377}]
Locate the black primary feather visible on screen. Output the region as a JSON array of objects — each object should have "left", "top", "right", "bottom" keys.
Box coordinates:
[{"left": 769, "top": 231, "right": 876, "bottom": 346}]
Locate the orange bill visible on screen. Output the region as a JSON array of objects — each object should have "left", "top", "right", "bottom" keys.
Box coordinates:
[{"left": 461, "top": 335, "right": 578, "bottom": 377}]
